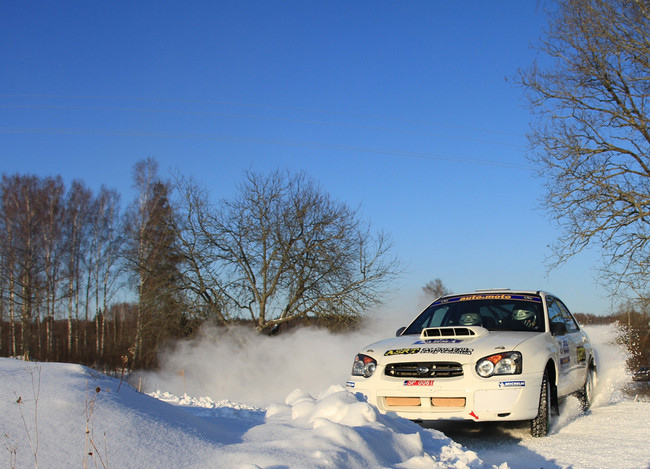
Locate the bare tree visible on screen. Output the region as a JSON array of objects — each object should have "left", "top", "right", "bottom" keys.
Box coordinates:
[
  {"left": 172, "top": 176, "right": 229, "bottom": 325},
  {"left": 3, "top": 175, "right": 46, "bottom": 358},
  {"left": 519, "top": 0, "right": 650, "bottom": 295},
  {"left": 39, "top": 176, "right": 65, "bottom": 357},
  {"left": 173, "top": 169, "right": 399, "bottom": 333},
  {"left": 90, "top": 187, "right": 123, "bottom": 359},
  {"left": 422, "top": 278, "right": 451, "bottom": 301},
  {"left": 63, "top": 180, "right": 92, "bottom": 360},
  {"left": 0, "top": 175, "right": 24, "bottom": 356}
]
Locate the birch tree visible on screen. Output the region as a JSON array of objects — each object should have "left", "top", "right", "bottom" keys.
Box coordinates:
[
  {"left": 63, "top": 181, "right": 92, "bottom": 359},
  {"left": 90, "top": 187, "right": 122, "bottom": 359},
  {"left": 39, "top": 176, "right": 65, "bottom": 356}
]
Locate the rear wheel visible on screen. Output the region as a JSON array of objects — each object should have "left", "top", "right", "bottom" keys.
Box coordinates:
[
  {"left": 531, "top": 372, "right": 551, "bottom": 437},
  {"left": 577, "top": 362, "right": 596, "bottom": 412}
]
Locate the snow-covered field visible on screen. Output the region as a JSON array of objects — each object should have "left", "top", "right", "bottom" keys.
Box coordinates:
[{"left": 1, "top": 325, "right": 649, "bottom": 468}]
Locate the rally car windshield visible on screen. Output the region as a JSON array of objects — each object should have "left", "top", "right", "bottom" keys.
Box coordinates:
[{"left": 402, "top": 294, "right": 545, "bottom": 334}]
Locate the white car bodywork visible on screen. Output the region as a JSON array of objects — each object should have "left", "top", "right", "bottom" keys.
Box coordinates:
[{"left": 346, "top": 290, "right": 596, "bottom": 437}]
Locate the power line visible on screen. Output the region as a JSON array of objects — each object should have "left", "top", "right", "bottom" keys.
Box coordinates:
[
  {"left": 0, "top": 126, "right": 532, "bottom": 171},
  {"left": 0, "top": 93, "right": 526, "bottom": 138},
  {"left": 0, "top": 103, "right": 525, "bottom": 150}
]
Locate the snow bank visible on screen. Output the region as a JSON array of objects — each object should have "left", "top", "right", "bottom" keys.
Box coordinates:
[{"left": 259, "top": 385, "right": 486, "bottom": 469}]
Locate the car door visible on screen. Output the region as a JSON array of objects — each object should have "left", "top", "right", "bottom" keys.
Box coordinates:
[
  {"left": 547, "top": 297, "right": 584, "bottom": 394},
  {"left": 556, "top": 299, "right": 589, "bottom": 391}
]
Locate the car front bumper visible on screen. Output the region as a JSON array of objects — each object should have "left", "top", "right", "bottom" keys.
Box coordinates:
[{"left": 346, "top": 371, "right": 542, "bottom": 422}]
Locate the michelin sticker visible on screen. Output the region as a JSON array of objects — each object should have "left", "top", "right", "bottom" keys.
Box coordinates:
[{"left": 499, "top": 381, "right": 525, "bottom": 388}]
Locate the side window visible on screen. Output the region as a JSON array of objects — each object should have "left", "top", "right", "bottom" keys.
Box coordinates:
[
  {"left": 547, "top": 299, "right": 567, "bottom": 335},
  {"left": 557, "top": 300, "right": 579, "bottom": 333}
]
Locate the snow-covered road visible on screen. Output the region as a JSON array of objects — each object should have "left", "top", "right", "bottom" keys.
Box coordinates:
[{"left": 1, "top": 325, "right": 649, "bottom": 468}]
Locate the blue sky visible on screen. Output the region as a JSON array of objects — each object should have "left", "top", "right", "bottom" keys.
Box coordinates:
[{"left": 1, "top": 1, "right": 615, "bottom": 317}]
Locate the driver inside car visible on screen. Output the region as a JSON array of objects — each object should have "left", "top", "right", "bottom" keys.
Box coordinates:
[
  {"left": 511, "top": 307, "right": 538, "bottom": 330},
  {"left": 458, "top": 312, "right": 482, "bottom": 326}
]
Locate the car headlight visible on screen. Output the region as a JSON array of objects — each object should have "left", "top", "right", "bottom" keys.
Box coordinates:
[
  {"left": 476, "top": 352, "right": 522, "bottom": 378},
  {"left": 352, "top": 354, "right": 377, "bottom": 378}
]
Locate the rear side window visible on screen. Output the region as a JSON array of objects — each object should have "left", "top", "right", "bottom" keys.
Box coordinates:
[
  {"left": 557, "top": 299, "right": 579, "bottom": 332},
  {"left": 547, "top": 297, "right": 579, "bottom": 333}
]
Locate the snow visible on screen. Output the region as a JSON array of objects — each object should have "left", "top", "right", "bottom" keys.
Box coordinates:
[{"left": 1, "top": 325, "right": 649, "bottom": 469}]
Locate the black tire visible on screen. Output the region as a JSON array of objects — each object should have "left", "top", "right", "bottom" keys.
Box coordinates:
[
  {"left": 531, "top": 372, "right": 551, "bottom": 437},
  {"left": 577, "top": 362, "right": 596, "bottom": 412}
]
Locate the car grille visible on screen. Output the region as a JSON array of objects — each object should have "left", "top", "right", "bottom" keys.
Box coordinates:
[{"left": 384, "top": 361, "right": 463, "bottom": 378}]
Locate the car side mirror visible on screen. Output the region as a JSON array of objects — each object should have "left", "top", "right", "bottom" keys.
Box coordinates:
[
  {"left": 551, "top": 321, "right": 568, "bottom": 336},
  {"left": 396, "top": 326, "right": 406, "bottom": 336}
]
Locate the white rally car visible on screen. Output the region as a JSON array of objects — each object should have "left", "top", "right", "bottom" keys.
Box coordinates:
[{"left": 346, "top": 289, "right": 597, "bottom": 437}]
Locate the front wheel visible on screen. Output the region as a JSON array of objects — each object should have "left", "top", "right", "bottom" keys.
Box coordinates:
[{"left": 531, "top": 372, "right": 551, "bottom": 437}]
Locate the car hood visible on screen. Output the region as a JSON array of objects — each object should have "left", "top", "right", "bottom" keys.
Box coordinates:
[{"left": 360, "top": 326, "right": 540, "bottom": 363}]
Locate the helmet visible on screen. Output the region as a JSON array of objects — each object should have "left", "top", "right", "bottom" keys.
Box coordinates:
[
  {"left": 459, "top": 312, "right": 482, "bottom": 326},
  {"left": 512, "top": 307, "right": 537, "bottom": 328},
  {"left": 512, "top": 308, "right": 534, "bottom": 321}
]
